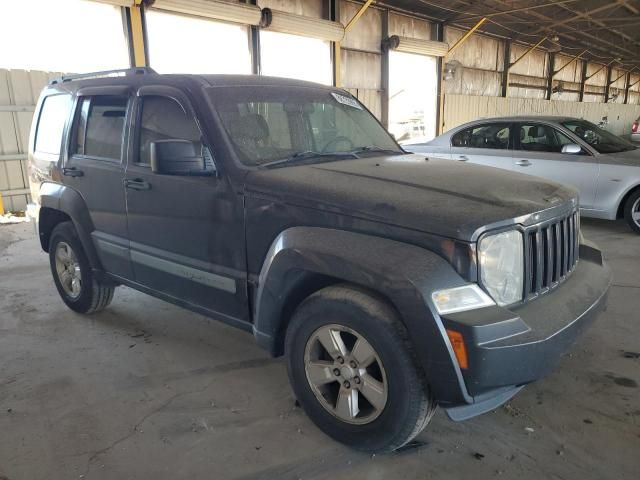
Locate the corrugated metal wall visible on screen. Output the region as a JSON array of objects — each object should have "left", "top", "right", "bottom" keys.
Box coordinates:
[
  {"left": 340, "top": 0, "right": 383, "bottom": 117},
  {"left": 0, "top": 69, "right": 60, "bottom": 212},
  {"left": 443, "top": 94, "right": 640, "bottom": 135}
]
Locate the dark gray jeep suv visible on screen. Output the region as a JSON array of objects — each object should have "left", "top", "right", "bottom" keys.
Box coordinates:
[{"left": 28, "top": 68, "right": 611, "bottom": 452}]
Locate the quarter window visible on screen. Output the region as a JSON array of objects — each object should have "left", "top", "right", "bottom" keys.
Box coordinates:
[
  {"left": 452, "top": 124, "right": 510, "bottom": 150},
  {"left": 72, "top": 96, "right": 128, "bottom": 160},
  {"left": 138, "top": 96, "right": 203, "bottom": 165},
  {"left": 35, "top": 94, "right": 72, "bottom": 155}
]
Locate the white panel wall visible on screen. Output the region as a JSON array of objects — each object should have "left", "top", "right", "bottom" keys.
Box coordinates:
[
  {"left": 443, "top": 94, "right": 640, "bottom": 136},
  {"left": 0, "top": 69, "right": 60, "bottom": 212}
]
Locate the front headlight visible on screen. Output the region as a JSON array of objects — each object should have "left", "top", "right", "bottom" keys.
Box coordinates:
[{"left": 478, "top": 230, "right": 524, "bottom": 306}]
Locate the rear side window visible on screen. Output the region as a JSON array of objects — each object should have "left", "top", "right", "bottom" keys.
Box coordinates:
[
  {"left": 72, "top": 95, "right": 128, "bottom": 160},
  {"left": 518, "top": 124, "right": 575, "bottom": 153},
  {"left": 452, "top": 124, "right": 510, "bottom": 150},
  {"left": 35, "top": 94, "right": 72, "bottom": 155}
]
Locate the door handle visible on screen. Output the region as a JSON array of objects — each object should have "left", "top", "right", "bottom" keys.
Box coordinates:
[
  {"left": 516, "top": 159, "right": 532, "bottom": 167},
  {"left": 124, "top": 178, "right": 151, "bottom": 191},
  {"left": 458, "top": 155, "right": 469, "bottom": 161},
  {"left": 62, "top": 167, "right": 84, "bottom": 177}
]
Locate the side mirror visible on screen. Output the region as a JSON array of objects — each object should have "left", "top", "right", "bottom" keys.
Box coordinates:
[
  {"left": 150, "top": 140, "right": 216, "bottom": 176},
  {"left": 561, "top": 143, "right": 582, "bottom": 154}
]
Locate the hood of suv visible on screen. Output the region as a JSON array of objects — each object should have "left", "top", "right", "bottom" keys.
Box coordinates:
[{"left": 245, "top": 154, "right": 576, "bottom": 240}]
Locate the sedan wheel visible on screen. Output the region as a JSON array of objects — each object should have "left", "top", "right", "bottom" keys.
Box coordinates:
[
  {"left": 623, "top": 190, "right": 640, "bottom": 234},
  {"left": 631, "top": 198, "right": 640, "bottom": 229}
]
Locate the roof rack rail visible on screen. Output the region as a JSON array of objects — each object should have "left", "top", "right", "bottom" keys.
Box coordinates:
[{"left": 49, "top": 67, "right": 157, "bottom": 85}]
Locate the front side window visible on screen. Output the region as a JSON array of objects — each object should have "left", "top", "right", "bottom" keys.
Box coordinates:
[
  {"left": 35, "top": 94, "right": 72, "bottom": 155},
  {"left": 518, "top": 124, "right": 575, "bottom": 153},
  {"left": 561, "top": 119, "right": 636, "bottom": 154},
  {"left": 72, "top": 95, "right": 128, "bottom": 160},
  {"left": 138, "top": 96, "right": 203, "bottom": 165},
  {"left": 452, "top": 124, "right": 510, "bottom": 150},
  {"left": 210, "top": 87, "right": 400, "bottom": 166}
]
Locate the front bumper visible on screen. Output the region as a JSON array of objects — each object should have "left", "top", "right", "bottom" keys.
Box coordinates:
[{"left": 441, "top": 241, "right": 611, "bottom": 418}]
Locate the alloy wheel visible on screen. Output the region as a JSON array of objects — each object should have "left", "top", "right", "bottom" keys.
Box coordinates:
[
  {"left": 304, "top": 324, "right": 388, "bottom": 425},
  {"left": 632, "top": 198, "right": 640, "bottom": 228},
  {"left": 54, "top": 241, "right": 82, "bottom": 299}
]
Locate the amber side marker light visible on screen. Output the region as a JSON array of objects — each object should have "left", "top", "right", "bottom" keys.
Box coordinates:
[{"left": 446, "top": 329, "right": 468, "bottom": 370}]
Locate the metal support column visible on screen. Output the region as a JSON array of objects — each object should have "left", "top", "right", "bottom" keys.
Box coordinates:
[
  {"left": 605, "top": 66, "right": 612, "bottom": 103},
  {"left": 435, "top": 22, "right": 444, "bottom": 133},
  {"left": 124, "top": 0, "right": 148, "bottom": 68},
  {"left": 579, "top": 60, "right": 588, "bottom": 102},
  {"left": 331, "top": 0, "right": 341, "bottom": 87},
  {"left": 624, "top": 72, "right": 631, "bottom": 104},
  {"left": 546, "top": 53, "right": 555, "bottom": 100},
  {"left": 249, "top": 0, "right": 260, "bottom": 74},
  {"left": 501, "top": 40, "right": 511, "bottom": 97},
  {"left": 380, "top": 9, "right": 389, "bottom": 128}
]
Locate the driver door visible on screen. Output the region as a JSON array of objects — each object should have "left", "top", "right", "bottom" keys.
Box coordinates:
[{"left": 124, "top": 86, "right": 250, "bottom": 323}]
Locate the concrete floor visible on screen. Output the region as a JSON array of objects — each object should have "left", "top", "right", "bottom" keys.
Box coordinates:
[{"left": 0, "top": 219, "right": 638, "bottom": 480}]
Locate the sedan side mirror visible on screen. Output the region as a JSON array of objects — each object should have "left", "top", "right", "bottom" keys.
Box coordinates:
[
  {"left": 561, "top": 143, "right": 582, "bottom": 154},
  {"left": 150, "top": 140, "right": 216, "bottom": 176}
]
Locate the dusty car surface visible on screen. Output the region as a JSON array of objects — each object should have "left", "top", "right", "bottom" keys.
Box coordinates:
[
  {"left": 408, "top": 116, "right": 640, "bottom": 233},
  {"left": 28, "top": 69, "right": 611, "bottom": 452}
]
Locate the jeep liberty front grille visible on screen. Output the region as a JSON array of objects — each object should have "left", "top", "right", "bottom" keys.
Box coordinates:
[{"left": 524, "top": 209, "right": 580, "bottom": 300}]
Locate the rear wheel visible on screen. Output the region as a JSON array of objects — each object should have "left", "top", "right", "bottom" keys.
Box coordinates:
[
  {"left": 623, "top": 190, "right": 640, "bottom": 234},
  {"left": 49, "top": 222, "right": 115, "bottom": 314},
  {"left": 285, "top": 285, "right": 436, "bottom": 452}
]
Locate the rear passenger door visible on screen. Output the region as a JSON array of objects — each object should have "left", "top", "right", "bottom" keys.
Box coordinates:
[
  {"left": 64, "top": 87, "right": 133, "bottom": 279},
  {"left": 449, "top": 123, "right": 514, "bottom": 171},
  {"left": 513, "top": 123, "right": 599, "bottom": 208}
]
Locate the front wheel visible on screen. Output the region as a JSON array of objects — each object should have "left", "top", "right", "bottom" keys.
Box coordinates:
[
  {"left": 623, "top": 189, "right": 640, "bottom": 234},
  {"left": 49, "top": 221, "right": 115, "bottom": 314},
  {"left": 285, "top": 285, "right": 436, "bottom": 452}
]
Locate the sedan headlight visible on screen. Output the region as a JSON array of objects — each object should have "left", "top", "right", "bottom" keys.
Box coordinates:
[{"left": 478, "top": 230, "right": 524, "bottom": 306}]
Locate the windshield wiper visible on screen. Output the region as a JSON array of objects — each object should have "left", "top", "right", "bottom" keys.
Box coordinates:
[
  {"left": 259, "top": 150, "right": 359, "bottom": 168},
  {"left": 349, "top": 145, "right": 404, "bottom": 155}
]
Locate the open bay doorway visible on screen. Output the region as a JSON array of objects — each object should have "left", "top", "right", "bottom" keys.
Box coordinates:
[{"left": 388, "top": 51, "right": 438, "bottom": 144}]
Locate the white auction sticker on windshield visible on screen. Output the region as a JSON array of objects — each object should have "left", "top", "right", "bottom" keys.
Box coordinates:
[{"left": 331, "top": 92, "right": 363, "bottom": 110}]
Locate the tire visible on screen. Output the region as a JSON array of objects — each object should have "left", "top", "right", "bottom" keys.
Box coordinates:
[
  {"left": 49, "top": 221, "right": 115, "bottom": 314},
  {"left": 623, "top": 189, "right": 640, "bottom": 234},
  {"left": 285, "top": 285, "right": 436, "bottom": 453}
]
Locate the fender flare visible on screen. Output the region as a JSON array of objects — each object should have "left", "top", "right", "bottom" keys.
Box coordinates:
[
  {"left": 39, "top": 182, "right": 102, "bottom": 270},
  {"left": 253, "top": 226, "right": 473, "bottom": 404}
]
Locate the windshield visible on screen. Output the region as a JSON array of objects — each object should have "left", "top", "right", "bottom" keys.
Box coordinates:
[
  {"left": 208, "top": 86, "right": 401, "bottom": 166},
  {"left": 561, "top": 119, "right": 636, "bottom": 154}
]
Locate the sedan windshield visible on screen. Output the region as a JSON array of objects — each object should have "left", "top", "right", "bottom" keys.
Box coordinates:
[
  {"left": 561, "top": 120, "right": 636, "bottom": 154},
  {"left": 208, "top": 86, "right": 402, "bottom": 166}
]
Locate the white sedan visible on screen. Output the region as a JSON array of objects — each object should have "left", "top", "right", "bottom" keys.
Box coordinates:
[{"left": 407, "top": 116, "right": 640, "bottom": 233}]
